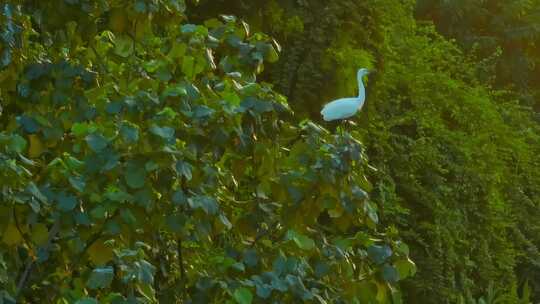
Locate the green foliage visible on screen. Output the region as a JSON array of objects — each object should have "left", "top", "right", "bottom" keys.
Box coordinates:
[
  {"left": 188, "top": 0, "right": 540, "bottom": 303},
  {"left": 2, "top": 0, "right": 539, "bottom": 303},
  {"left": 0, "top": 1, "right": 412, "bottom": 303},
  {"left": 416, "top": 0, "right": 540, "bottom": 108}
]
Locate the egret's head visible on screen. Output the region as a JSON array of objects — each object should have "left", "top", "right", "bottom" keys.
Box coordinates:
[{"left": 357, "top": 68, "right": 370, "bottom": 78}]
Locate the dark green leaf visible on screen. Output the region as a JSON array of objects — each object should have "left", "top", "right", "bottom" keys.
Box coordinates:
[
  {"left": 272, "top": 255, "right": 286, "bottom": 276},
  {"left": 85, "top": 133, "right": 108, "bottom": 152},
  {"left": 181, "top": 24, "right": 197, "bottom": 34},
  {"left": 149, "top": 124, "right": 175, "bottom": 140},
  {"left": 162, "top": 84, "right": 187, "bottom": 97},
  {"left": 27, "top": 182, "right": 48, "bottom": 204},
  {"left": 255, "top": 284, "right": 272, "bottom": 299},
  {"left": 188, "top": 195, "right": 218, "bottom": 215},
  {"left": 243, "top": 249, "right": 258, "bottom": 267},
  {"left": 172, "top": 190, "right": 187, "bottom": 206},
  {"left": 120, "top": 122, "right": 139, "bottom": 143},
  {"left": 7, "top": 134, "right": 27, "bottom": 153},
  {"left": 136, "top": 260, "right": 156, "bottom": 284},
  {"left": 134, "top": 188, "right": 154, "bottom": 209},
  {"left": 57, "top": 192, "right": 78, "bottom": 212},
  {"left": 105, "top": 220, "right": 121, "bottom": 235},
  {"left": 106, "top": 189, "right": 132, "bottom": 203},
  {"left": 125, "top": 163, "right": 146, "bottom": 189},
  {"left": 120, "top": 209, "right": 137, "bottom": 225},
  {"left": 166, "top": 213, "right": 186, "bottom": 233},
  {"left": 69, "top": 176, "right": 86, "bottom": 192},
  {"left": 239, "top": 97, "right": 274, "bottom": 114},
  {"left": 106, "top": 101, "right": 123, "bottom": 114},
  {"left": 192, "top": 105, "right": 215, "bottom": 119},
  {"left": 367, "top": 245, "right": 392, "bottom": 265},
  {"left": 17, "top": 115, "right": 40, "bottom": 133},
  {"left": 286, "top": 230, "right": 315, "bottom": 251},
  {"left": 87, "top": 266, "right": 114, "bottom": 289},
  {"left": 176, "top": 161, "right": 193, "bottom": 180},
  {"left": 314, "top": 261, "right": 330, "bottom": 278},
  {"left": 381, "top": 264, "right": 399, "bottom": 283}
]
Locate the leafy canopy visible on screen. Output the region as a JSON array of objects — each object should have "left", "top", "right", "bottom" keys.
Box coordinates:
[{"left": 0, "top": 1, "right": 413, "bottom": 303}]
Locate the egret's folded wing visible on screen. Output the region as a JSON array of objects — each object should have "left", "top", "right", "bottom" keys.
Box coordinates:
[{"left": 321, "top": 98, "right": 359, "bottom": 121}]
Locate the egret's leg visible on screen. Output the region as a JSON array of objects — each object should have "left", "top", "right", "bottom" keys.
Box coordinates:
[
  {"left": 344, "top": 120, "right": 350, "bottom": 136},
  {"left": 344, "top": 120, "right": 356, "bottom": 136}
]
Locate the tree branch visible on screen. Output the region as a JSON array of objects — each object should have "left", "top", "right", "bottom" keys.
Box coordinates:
[
  {"left": 12, "top": 208, "right": 32, "bottom": 249},
  {"left": 15, "top": 218, "right": 60, "bottom": 299},
  {"left": 177, "top": 237, "right": 186, "bottom": 300}
]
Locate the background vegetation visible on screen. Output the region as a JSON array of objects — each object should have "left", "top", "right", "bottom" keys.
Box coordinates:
[{"left": 1, "top": 0, "right": 539, "bottom": 303}]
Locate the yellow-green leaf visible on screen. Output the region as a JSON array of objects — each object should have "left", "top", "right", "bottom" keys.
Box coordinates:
[
  {"left": 2, "top": 223, "right": 23, "bottom": 246},
  {"left": 31, "top": 223, "right": 48, "bottom": 245},
  {"left": 88, "top": 240, "right": 114, "bottom": 265}
]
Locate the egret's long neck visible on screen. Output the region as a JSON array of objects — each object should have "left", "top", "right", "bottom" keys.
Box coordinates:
[{"left": 357, "top": 75, "right": 365, "bottom": 99}]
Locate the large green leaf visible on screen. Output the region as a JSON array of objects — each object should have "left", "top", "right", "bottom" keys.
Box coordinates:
[
  {"left": 114, "top": 34, "right": 134, "bottom": 57},
  {"left": 125, "top": 162, "right": 146, "bottom": 189},
  {"left": 176, "top": 160, "right": 193, "bottom": 180},
  {"left": 233, "top": 287, "right": 253, "bottom": 304},
  {"left": 188, "top": 195, "right": 218, "bottom": 215},
  {"left": 149, "top": 124, "right": 175, "bottom": 140},
  {"left": 120, "top": 122, "right": 139, "bottom": 143},
  {"left": 87, "top": 266, "right": 114, "bottom": 289},
  {"left": 395, "top": 258, "right": 416, "bottom": 280},
  {"left": 57, "top": 192, "right": 78, "bottom": 211},
  {"left": 286, "top": 230, "right": 315, "bottom": 251},
  {"left": 85, "top": 133, "right": 108, "bottom": 152},
  {"left": 7, "top": 134, "right": 27, "bottom": 153},
  {"left": 367, "top": 245, "right": 392, "bottom": 265}
]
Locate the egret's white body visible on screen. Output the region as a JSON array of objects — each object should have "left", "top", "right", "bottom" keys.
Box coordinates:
[{"left": 321, "top": 68, "right": 369, "bottom": 121}]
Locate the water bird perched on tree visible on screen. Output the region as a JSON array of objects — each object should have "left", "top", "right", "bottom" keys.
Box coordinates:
[{"left": 320, "top": 68, "right": 371, "bottom": 121}]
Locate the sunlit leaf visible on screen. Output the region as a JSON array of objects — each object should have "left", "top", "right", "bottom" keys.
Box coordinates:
[
  {"left": 88, "top": 240, "right": 114, "bottom": 265},
  {"left": 31, "top": 223, "right": 48, "bottom": 245},
  {"left": 286, "top": 230, "right": 315, "bottom": 251},
  {"left": 233, "top": 287, "right": 253, "bottom": 304},
  {"left": 114, "top": 35, "right": 134, "bottom": 57},
  {"left": 2, "top": 223, "right": 23, "bottom": 246},
  {"left": 395, "top": 258, "right": 416, "bottom": 280}
]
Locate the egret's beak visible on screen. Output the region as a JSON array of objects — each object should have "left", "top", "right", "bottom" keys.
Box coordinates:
[{"left": 368, "top": 69, "right": 377, "bottom": 74}]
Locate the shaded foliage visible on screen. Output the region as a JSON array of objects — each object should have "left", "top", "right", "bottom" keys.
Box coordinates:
[
  {"left": 416, "top": 0, "right": 540, "bottom": 112},
  {"left": 0, "top": 1, "right": 413, "bottom": 303}
]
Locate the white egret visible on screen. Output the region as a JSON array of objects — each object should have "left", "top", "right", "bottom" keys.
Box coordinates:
[{"left": 321, "top": 68, "right": 370, "bottom": 121}]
